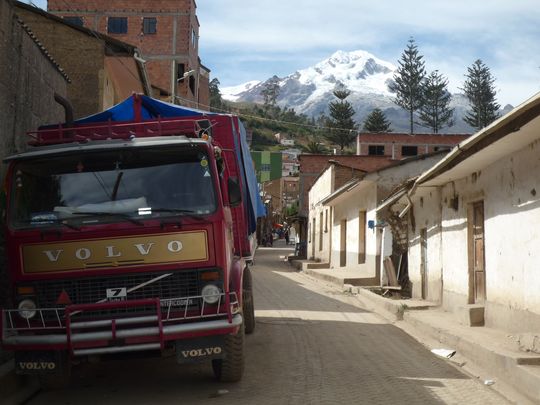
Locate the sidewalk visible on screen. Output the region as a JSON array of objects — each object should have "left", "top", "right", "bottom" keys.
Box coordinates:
[{"left": 290, "top": 259, "right": 540, "bottom": 404}]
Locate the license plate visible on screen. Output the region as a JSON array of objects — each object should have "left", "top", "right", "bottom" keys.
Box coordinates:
[
  {"left": 106, "top": 287, "right": 127, "bottom": 301},
  {"left": 15, "top": 351, "right": 65, "bottom": 375},
  {"left": 175, "top": 336, "right": 225, "bottom": 363}
]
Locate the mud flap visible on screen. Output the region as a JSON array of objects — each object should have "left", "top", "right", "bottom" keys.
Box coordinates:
[
  {"left": 175, "top": 336, "right": 226, "bottom": 364},
  {"left": 15, "top": 350, "right": 68, "bottom": 375}
]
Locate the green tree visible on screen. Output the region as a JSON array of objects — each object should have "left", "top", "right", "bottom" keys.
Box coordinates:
[
  {"left": 462, "top": 59, "right": 500, "bottom": 130},
  {"left": 418, "top": 70, "right": 454, "bottom": 133},
  {"left": 303, "top": 137, "right": 328, "bottom": 154},
  {"left": 391, "top": 38, "right": 426, "bottom": 134},
  {"left": 324, "top": 87, "right": 357, "bottom": 153},
  {"left": 209, "top": 78, "right": 224, "bottom": 112},
  {"left": 363, "top": 108, "right": 392, "bottom": 132},
  {"left": 260, "top": 76, "right": 280, "bottom": 112}
]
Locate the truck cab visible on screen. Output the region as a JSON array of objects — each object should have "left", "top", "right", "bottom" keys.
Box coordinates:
[{"left": 1, "top": 95, "right": 262, "bottom": 384}]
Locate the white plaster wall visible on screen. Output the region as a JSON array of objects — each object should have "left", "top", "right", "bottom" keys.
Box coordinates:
[
  {"left": 308, "top": 166, "right": 334, "bottom": 261},
  {"left": 330, "top": 182, "right": 378, "bottom": 277},
  {"left": 407, "top": 188, "right": 444, "bottom": 302},
  {"left": 437, "top": 138, "right": 540, "bottom": 329}
]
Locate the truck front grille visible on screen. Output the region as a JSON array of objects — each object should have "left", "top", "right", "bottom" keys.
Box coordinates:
[{"left": 30, "top": 271, "right": 202, "bottom": 319}]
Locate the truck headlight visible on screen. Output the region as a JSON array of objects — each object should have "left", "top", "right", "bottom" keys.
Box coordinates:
[
  {"left": 201, "top": 284, "right": 221, "bottom": 304},
  {"left": 18, "top": 299, "right": 37, "bottom": 319}
]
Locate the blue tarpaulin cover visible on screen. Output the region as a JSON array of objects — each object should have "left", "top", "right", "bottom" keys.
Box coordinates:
[{"left": 73, "top": 95, "right": 266, "bottom": 232}]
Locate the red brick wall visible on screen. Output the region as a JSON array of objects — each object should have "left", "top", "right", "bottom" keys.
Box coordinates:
[
  {"left": 48, "top": 0, "right": 200, "bottom": 103},
  {"left": 357, "top": 132, "right": 470, "bottom": 160}
]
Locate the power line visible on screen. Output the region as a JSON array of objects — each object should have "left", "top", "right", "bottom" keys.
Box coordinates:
[{"left": 173, "top": 94, "right": 359, "bottom": 134}]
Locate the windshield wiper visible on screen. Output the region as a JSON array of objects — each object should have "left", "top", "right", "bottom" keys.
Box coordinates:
[
  {"left": 149, "top": 208, "right": 208, "bottom": 221},
  {"left": 16, "top": 218, "right": 81, "bottom": 231},
  {"left": 71, "top": 211, "right": 144, "bottom": 226}
]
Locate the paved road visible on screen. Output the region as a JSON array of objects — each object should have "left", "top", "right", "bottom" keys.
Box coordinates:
[{"left": 28, "top": 242, "right": 508, "bottom": 404}]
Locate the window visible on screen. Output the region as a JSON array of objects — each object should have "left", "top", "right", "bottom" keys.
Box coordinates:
[
  {"left": 368, "top": 145, "right": 385, "bottom": 156},
  {"left": 192, "top": 28, "right": 197, "bottom": 48},
  {"left": 63, "top": 16, "right": 83, "bottom": 26},
  {"left": 176, "top": 63, "right": 185, "bottom": 81},
  {"left": 189, "top": 75, "right": 196, "bottom": 95},
  {"left": 434, "top": 146, "right": 450, "bottom": 152},
  {"left": 402, "top": 145, "right": 418, "bottom": 156},
  {"left": 143, "top": 17, "right": 157, "bottom": 34},
  {"left": 358, "top": 211, "right": 366, "bottom": 264},
  {"left": 324, "top": 209, "right": 328, "bottom": 232},
  {"left": 108, "top": 17, "right": 128, "bottom": 34}
]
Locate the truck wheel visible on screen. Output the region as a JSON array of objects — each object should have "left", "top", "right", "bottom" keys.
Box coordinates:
[
  {"left": 212, "top": 323, "right": 244, "bottom": 382},
  {"left": 242, "top": 268, "right": 256, "bottom": 334}
]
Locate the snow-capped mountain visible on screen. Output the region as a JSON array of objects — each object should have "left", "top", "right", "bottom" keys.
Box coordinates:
[
  {"left": 221, "top": 80, "right": 261, "bottom": 102},
  {"left": 221, "top": 50, "right": 511, "bottom": 133}
]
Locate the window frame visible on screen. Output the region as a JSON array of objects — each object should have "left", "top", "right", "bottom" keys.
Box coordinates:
[
  {"left": 107, "top": 17, "right": 128, "bottom": 34},
  {"left": 142, "top": 17, "right": 157, "bottom": 34}
]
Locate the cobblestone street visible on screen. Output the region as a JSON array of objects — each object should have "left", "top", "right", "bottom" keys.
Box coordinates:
[{"left": 28, "top": 243, "right": 509, "bottom": 404}]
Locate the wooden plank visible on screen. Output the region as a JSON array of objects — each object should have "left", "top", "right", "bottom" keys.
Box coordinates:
[{"left": 383, "top": 257, "right": 400, "bottom": 287}]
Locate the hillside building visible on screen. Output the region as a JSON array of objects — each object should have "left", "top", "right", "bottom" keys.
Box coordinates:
[
  {"left": 15, "top": 2, "right": 151, "bottom": 119},
  {"left": 357, "top": 132, "right": 470, "bottom": 159},
  {"left": 47, "top": 0, "right": 209, "bottom": 108}
]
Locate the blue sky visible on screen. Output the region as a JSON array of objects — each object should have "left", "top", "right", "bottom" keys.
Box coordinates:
[{"left": 24, "top": 0, "right": 540, "bottom": 106}]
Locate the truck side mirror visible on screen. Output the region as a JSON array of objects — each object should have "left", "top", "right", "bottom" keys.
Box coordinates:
[{"left": 228, "top": 178, "right": 242, "bottom": 207}]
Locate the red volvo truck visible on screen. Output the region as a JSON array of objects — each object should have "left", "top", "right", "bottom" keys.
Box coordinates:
[{"left": 0, "top": 94, "right": 264, "bottom": 385}]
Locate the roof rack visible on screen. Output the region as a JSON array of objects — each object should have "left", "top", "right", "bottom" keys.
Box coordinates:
[{"left": 28, "top": 116, "right": 212, "bottom": 146}]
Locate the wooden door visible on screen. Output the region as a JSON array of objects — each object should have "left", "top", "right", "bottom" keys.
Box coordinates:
[
  {"left": 420, "top": 228, "right": 428, "bottom": 299},
  {"left": 469, "top": 201, "right": 486, "bottom": 303},
  {"left": 340, "top": 220, "right": 347, "bottom": 267}
]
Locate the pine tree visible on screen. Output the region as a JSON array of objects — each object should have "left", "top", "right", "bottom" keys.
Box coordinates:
[
  {"left": 390, "top": 38, "right": 426, "bottom": 134},
  {"left": 209, "top": 78, "right": 224, "bottom": 112},
  {"left": 260, "top": 76, "right": 280, "bottom": 113},
  {"left": 323, "top": 87, "right": 357, "bottom": 153},
  {"left": 462, "top": 60, "right": 500, "bottom": 130},
  {"left": 363, "top": 108, "right": 392, "bottom": 132},
  {"left": 418, "top": 70, "right": 454, "bottom": 133}
]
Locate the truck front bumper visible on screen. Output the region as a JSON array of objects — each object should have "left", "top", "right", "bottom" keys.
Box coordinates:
[{"left": 2, "top": 294, "right": 242, "bottom": 356}]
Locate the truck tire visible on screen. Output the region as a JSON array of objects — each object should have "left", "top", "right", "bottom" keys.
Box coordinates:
[
  {"left": 212, "top": 323, "right": 244, "bottom": 382},
  {"left": 242, "top": 267, "right": 256, "bottom": 334}
]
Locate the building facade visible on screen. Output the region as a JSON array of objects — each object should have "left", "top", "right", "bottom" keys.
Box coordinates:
[
  {"left": 16, "top": 2, "right": 150, "bottom": 119},
  {"left": 384, "top": 93, "right": 540, "bottom": 335},
  {"left": 357, "top": 133, "right": 470, "bottom": 159},
  {"left": 47, "top": 0, "right": 209, "bottom": 108}
]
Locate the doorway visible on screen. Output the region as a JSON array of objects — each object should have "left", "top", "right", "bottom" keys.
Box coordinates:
[
  {"left": 420, "top": 228, "right": 428, "bottom": 299},
  {"left": 468, "top": 201, "right": 486, "bottom": 303}
]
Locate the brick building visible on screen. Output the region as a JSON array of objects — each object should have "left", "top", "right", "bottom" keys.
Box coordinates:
[
  {"left": 1, "top": 0, "right": 68, "bottom": 159},
  {"left": 357, "top": 132, "right": 470, "bottom": 159},
  {"left": 298, "top": 155, "right": 394, "bottom": 218},
  {"left": 47, "top": 0, "right": 209, "bottom": 109},
  {"left": 16, "top": 2, "right": 151, "bottom": 119}
]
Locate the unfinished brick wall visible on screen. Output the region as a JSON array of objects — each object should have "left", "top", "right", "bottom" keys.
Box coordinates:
[
  {"left": 15, "top": 7, "right": 106, "bottom": 118},
  {"left": 48, "top": 0, "right": 201, "bottom": 103}
]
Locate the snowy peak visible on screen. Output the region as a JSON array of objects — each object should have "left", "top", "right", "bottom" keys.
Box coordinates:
[
  {"left": 295, "top": 49, "right": 395, "bottom": 96},
  {"left": 221, "top": 80, "right": 261, "bottom": 102}
]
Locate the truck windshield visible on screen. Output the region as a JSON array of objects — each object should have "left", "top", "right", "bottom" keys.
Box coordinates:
[{"left": 9, "top": 145, "right": 218, "bottom": 229}]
